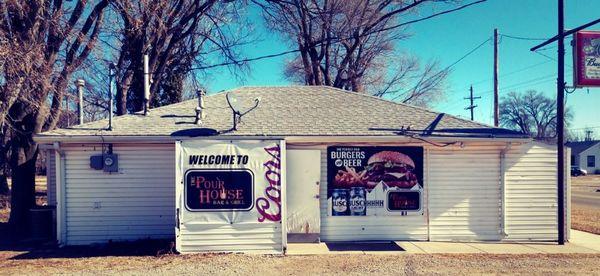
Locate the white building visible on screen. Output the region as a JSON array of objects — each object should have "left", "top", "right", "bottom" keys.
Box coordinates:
[
  {"left": 567, "top": 140, "right": 600, "bottom": 174},
  {"left": 35, "top": 86, "right": 570, "bottom": 254}
]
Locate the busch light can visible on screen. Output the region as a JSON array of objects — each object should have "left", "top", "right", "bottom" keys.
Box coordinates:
[
  {"left": 349, "top": 187, "right": 366, "bottom": 216},
  {"left": 332, "top": 189, "right": 349, "bottom": 216}
]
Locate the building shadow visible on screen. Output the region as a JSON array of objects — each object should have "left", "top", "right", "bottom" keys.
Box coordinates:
[{"left": 6, "top": 238, "right": 175, "bottom": 259}]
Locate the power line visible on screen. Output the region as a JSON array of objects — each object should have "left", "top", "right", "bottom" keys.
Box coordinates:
[
  {"left": 568, "top": 125, "right": 600, "bottom": 131},
  {"left": 440, "top": 73, "right": 572, "bottom": 111},
  {"left": 393, "top": 36, "right": 491, "bottom": 101},
  {"left": 468, "top": 60, "right": 551, "bottom": 88},
  {"left": 500, "top": 34, "right": 548, "bottom": 41},
  {"left": 188, "top": 0, "right": 488, "bottom": 71}
]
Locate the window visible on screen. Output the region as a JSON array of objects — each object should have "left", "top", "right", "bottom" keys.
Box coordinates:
[{"left": 587, "top": 155, "right": 596, "bottom": 168}]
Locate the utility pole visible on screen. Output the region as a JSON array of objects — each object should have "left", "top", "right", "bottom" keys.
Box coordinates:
[
  {"left": 556, "top": 0, "right": 566, "bottom": 245},
  {"left": 464, "top": 85, "right": 481, "bottom": 121},
  {"left": 584, "top": 130, "right": 593, "bottom": 141},
  {"left": 530, "top": 0, "right": 600, "bottom": 246},
  {"left": 493, "top": 28, "right": 499, "bottom": 126}
]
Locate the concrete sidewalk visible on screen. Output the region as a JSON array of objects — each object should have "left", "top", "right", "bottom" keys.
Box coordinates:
[{"left": 286, "top": 230, "right": 600, "bottom": 255}]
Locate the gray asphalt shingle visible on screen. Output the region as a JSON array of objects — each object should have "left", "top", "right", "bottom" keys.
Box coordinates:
[{"left": 37, "top": 86, "right": 523, "bottom": 138}]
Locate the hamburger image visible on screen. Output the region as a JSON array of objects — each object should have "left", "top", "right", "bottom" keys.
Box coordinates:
[{"left": 364, "top": 151, "right": 418, "bottom": 189}]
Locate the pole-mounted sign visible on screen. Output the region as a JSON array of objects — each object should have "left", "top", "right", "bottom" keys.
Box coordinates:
[{"left": 574, "top": 30, "right": 600, "bottom": 87}]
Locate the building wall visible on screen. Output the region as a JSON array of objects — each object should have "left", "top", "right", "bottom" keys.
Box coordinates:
[
  {"left": 579, "top": 142, "right": 600, "bottom": 174},
  {"left": 428, "top": 145, "right": 503, "bottom": 241},
  {"left": 52, "top": 139, "right": 566, "bottom": 246},
  {"left": 503, "top": 142, "right": 567, "bottom": 241},
  {"left": 62, "top": 143, "right": 175, "bottom": 245},
  {"left": 318, "top": 148, "right": 428, "bottom": 241}
]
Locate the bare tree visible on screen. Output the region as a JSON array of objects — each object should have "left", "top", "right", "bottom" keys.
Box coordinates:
[
  {"left": 110, "top": 0, "right": 250, "bottom": 115},
  {"left": 0, "top": 0, "right": 109, "bottom": 229},
  {"left": 257, "top": 0, "right": 463, "bottom": 106},
  {"left": 500, "top": 90, "right": 573, "bottom": 140}
]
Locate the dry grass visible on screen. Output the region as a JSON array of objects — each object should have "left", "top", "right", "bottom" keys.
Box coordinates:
[
  {"left": 0, "top": 252, "right": 598, "bottom": 275},
  {"left": 571, "top": 175, "right": 600, "bottom": 235},
  {"left": 572, "top": 205, "right": 600, "bottom": 234}
]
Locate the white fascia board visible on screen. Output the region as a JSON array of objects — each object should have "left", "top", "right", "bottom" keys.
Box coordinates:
[{"left": 34, "top": 134, "right": 531, "bottom": 144}]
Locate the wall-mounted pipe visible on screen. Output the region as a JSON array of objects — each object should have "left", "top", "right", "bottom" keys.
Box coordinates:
[
  {"left": 143, "top": 54, "right": 150, "bottom": 115},
  {"left": 75, "top": 79, "right": 85, "bottom": 125},
  {"left": 108, "top": 63, "right": 115, "bottom": 131}
]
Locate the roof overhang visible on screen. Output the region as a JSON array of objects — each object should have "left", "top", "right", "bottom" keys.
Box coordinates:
[{"left": 34, "top": 134, "right": 531, "bottom": 145}]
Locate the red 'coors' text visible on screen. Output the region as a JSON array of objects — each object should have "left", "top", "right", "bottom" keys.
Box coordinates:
[{"left": 256, "top": 144, "right": 281, "bottom": 222}]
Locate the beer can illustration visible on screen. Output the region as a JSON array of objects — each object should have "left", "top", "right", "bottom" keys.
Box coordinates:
[
  {"left": 349, "top": 187, "right": 366, "bottom": 216},
  {"left": 332, "top": 189, "right": 349, "bottom": 216}
]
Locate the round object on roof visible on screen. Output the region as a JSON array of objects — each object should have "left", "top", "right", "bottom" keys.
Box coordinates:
[{"left": 171, "top": 128, "right": 219, "bottom": 137}]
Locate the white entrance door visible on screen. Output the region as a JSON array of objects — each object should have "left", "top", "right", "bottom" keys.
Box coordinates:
[{"left": 286, "top": 150, "right": 321, "bottom": 238}]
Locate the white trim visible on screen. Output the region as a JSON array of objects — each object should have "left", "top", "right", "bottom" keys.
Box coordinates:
[
  {"left": 280, "top": 140, "right": 287, "bottom": 253},
  {"left": 35, "top": 135, "right": 531, "bottom": 144},
  {"left": 53, "top": 142, "right": 67, "bottom": 246},
  {"left": 499, "top": 142, "right": 512, "bottom": 238},
  {"left": 425, "top": 147, "right": 431, "bottom": 241}
]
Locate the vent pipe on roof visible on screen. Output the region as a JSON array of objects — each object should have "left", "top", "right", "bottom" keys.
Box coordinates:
[
  {"left": 108, "top": 63, "right": 116, "bottom": 131},
  {"left": 75, "top": 79, "right": 85, "bottom": 125},
  {"left": 143, "top": 54, "right": 150, "bottom": 116},
  {"left": 194, "top": 89, "right": 205, "bottom": 125}
]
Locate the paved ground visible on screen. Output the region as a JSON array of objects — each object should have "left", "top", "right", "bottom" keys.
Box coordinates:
[
  {"left": 572, "top": 175, "right": 600, "bottom": 209},
  {"left": 286, "top": 230, "right": 600, "bottom": 255}
]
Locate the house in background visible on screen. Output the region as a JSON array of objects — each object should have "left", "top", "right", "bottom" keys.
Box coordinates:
[{"left": 566, "top": 140, "right": 600, "bottom": 174}]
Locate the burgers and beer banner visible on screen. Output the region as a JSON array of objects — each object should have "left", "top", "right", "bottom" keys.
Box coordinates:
[{"left": 327, "top": 146, "right": 424, "bottom": 216}]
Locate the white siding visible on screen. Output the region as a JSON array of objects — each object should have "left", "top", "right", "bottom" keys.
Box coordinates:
[
  {"left": 178, "top": 223, "right": 282, "bottom": 253},
  {"left": 428, "top": 145, "right": 503, "bottom": 241},
  {"left": 56, "top": 140, "right": 567, "bottom": 246},
  {"left": 175, "top": 140, "right": 284, "bottom": 254},
  {"left": 579, "top": 142, "right": 600, "bottom": 173},
  {"left": 63, "top": 144, "right": 175, "bottom": 245},
  {"left": 504, "top": 142, "right": 558, "bottom": 241},
  {"left": 46, "top": 150, "right": 57, "bottom": 206},
  {"left": 317, "top": 147, "right": 428, "bottom": 241}
]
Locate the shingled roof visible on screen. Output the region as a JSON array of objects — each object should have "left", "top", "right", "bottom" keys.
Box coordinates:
[{"left": 36, "top": 86, "right": 525, "bottom": 140}]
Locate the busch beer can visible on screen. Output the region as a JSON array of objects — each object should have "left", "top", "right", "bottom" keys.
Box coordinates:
[
  {"left": 332, "top": 189, "right": 349, "bottom": 216},
  {"left": 349, "top": 187, "right": 366, "bottom": 216}
]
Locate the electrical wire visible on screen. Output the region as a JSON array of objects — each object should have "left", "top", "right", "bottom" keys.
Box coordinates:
[
  {"left": 500, "top": 34, "right": 549, "bottom": 41},
  {"left": 393, "top": 36, "right": 492, "bottom": 101},
  {"left": 458, "top": 60, "right": 551, "bottom": 91}
]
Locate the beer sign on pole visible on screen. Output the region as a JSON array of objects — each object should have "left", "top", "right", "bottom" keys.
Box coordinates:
[{"left": 574, "top": 30, "right": 600, "bottom": 87}]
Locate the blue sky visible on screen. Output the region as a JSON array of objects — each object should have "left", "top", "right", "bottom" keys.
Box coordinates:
[{"left": 203, "top": 0, "right": 600, "bottom": 132}]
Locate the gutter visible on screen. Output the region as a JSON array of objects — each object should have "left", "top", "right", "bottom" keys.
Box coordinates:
[
  {"left": 52, "top": 142, "right": 67, "bottom": 246},
  {"left": 34, "top": 134, "right": 532, "bottom": 144}
]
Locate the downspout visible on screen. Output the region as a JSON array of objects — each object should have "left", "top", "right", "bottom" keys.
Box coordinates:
[
  {"left": 499, "top": 142, "right": 512, "bottom": 238},
  {"left": 53, "top": 142, "right": 67, "bottom": 246}
]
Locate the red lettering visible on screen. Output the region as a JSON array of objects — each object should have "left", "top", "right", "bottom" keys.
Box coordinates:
[
  {"left": 256, "top": 144, "right": 282, "bottom": 223},
  {"left": 256, "top": 198, "right": 280, "bottom": 222},
  {"left": 199, "top": 190, "right": 211, "bottom": 203}
]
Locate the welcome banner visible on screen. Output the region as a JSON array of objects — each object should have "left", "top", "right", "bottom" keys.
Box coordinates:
[{"left": 177, "top": 140, "right": 282, "bottom": 224}]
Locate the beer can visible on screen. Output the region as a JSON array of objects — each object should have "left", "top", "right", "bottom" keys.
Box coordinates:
[
  {"left": 349, "top": 187, "right": 366, "bottom": 216},
  {"left": 331, "top": 189, "right": 349, "bottom": 216}
]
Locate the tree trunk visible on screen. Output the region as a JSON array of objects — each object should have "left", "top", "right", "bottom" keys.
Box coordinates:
[
  {"left": 0, "top": 175, "right": 8, "bottom": 195},
  {"left": 8, "top": 142, "right": 38, "bottom": 236}
]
